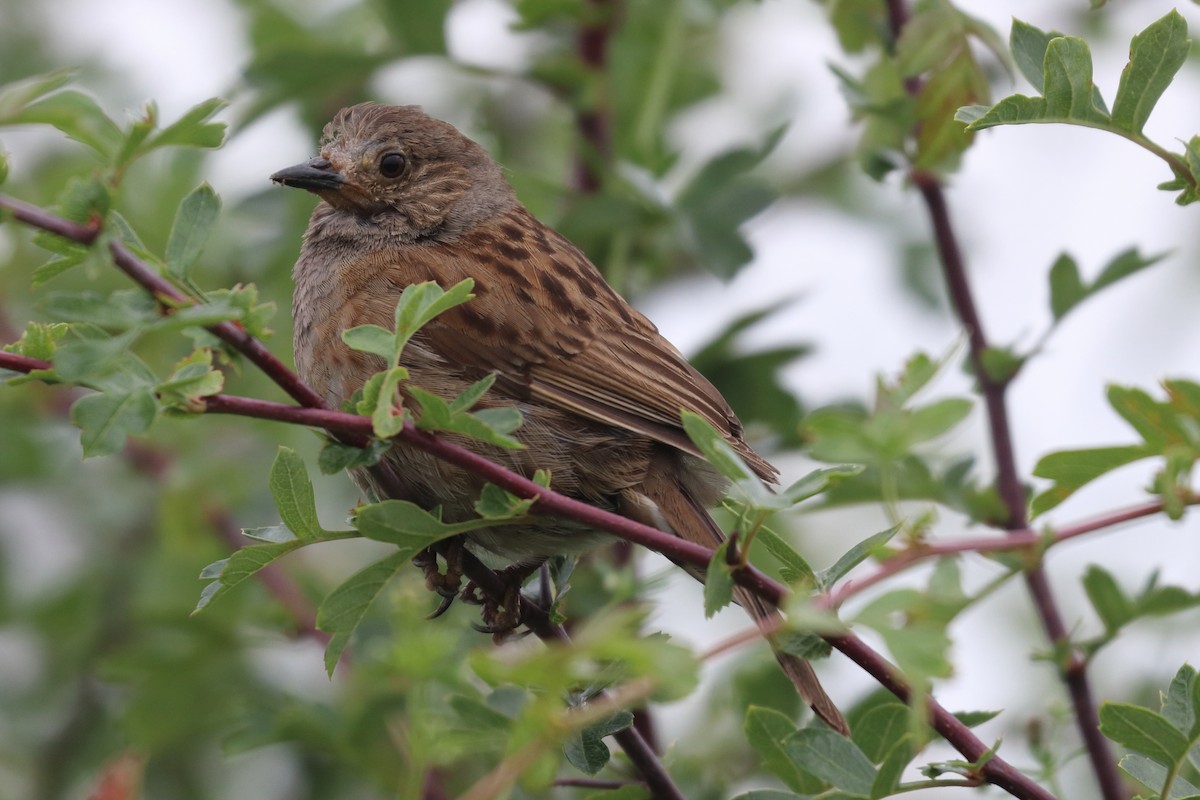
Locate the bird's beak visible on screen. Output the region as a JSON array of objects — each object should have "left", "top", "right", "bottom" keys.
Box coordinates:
[{"left": 270, "top": 157, "right": 345, "bottom": 192}]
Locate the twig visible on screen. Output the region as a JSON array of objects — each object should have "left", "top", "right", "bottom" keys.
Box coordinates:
[
  {"left": 884, "top": 0, "right": 1122, "bottom": 787},
  {"left": 824, "top": 497, "right": 1192, "bottom": 608}
]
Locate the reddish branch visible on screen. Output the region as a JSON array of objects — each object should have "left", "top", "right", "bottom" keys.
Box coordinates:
[
  {"left": 883, "top": 1, "right": 1122, "bottom": 794},
  {"left": 1, "top": 355, "right": 1050, "bottom": 799}
]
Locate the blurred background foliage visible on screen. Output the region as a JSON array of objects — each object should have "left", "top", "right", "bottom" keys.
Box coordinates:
[{"left": 2, "top": 1, "right": 1199, "bottom": 798}]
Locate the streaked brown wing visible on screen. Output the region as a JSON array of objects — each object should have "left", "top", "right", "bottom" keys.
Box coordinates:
[{"left": 354, "top": 208, "right": 778, "bottom": 483}]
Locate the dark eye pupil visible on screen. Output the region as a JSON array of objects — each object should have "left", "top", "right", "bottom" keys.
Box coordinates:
[{"left": 380, "top": 153, "right": 406, "bottom": 178}]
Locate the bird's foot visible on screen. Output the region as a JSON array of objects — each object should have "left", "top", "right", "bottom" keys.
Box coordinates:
[
  {"left": 464, "top": 562, "right": 542, "bottom": 642},
  {"left": 414, "top": 541, "right": 464, "bottom": 620}
]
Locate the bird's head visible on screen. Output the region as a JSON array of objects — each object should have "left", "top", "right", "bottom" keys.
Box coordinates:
[{"left": 271, "top": 103, "right": 515, "bottom": 240}]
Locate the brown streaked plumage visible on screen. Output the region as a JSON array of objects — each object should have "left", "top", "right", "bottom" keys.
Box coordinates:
[{"left": 273, "top": 102, "right": 847, "bottom": 734}]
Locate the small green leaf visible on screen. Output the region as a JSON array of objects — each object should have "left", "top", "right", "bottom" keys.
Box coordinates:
[
  {"left": 341, "top": 324, "right": 396, "bottom": 360},
  {"left": 1119, "top": 753, "right": 1200, "bottom": 799},
  {"left": 872, "top": 737, "right": 914, "bottom": 797},
  {"left": 157, "top": 348, "right": 224, "bottom": 412},
  {"left": 393, "top": 279, "right": 475, "bottom": 358},
  {"left": 449, "top": 373, "right": 497, "bottom": 413},
  {"left": 1100, "top": 702, "right": 1190, "bottom": 766},
  {"left": 7, "top": 90, "right": 122, "bottom": 157},
  {"left": 1031, "top": 445, "right": 1152, "bottom": 516},
  {"left": 1010, "top": 19, "right": 1060, "bottom": 91},
  {"left": 0, "top": 68, "right": 74, "bottom": 119},
  {"left": 780, "top": 465, "right": 865, "bottom": 505},
  {"left": 1082, "top": 566, "right": 1134, "bottom": 634},
  {"left": 194, "top": 540, "right": 299, "bottom": 613},
  {"left": 362, "top": 367, "right": 409, "bottom": 438},
  {"left": 3, "top": 321, "right": 68, "bottom": 361},
  {"left": 269, "top": 447, "right": 324, "bottom": 541},
  {"left": 1048, "top": 253, "right": 1086, "bottom": 320},
  {"left": 355, "top": 500, "right": 484, "bottom": 557},
  {"left": 820, "top": 526, "right": 901, "bottom": 588},
  {"left": 70, "top": 389, "right": 157, "bottom": 457},
  {"left": 148, "top": 97, "right": 227, "bottom": 150},
  {"left": 323, "top": 630, "right": 352, "bottom": 677},
  {"left": 852, "top": 703, "right": 910, "bottom": 763},
  {"left": 730, "top": 792, "right": 808, "bottom": 800},
  {"left": 1161, "top": 665, "right": 1197, "bottom": 735},
  {"left": 166, "top": 183, "right": 221, "bottom": 280},
  {"left": 563, "top": 710, "right": 634, "bottom": 775},
  {"left": 682, "top": 410, "right": 772, "bottom": 505},
  {"left": 317, "top": 438, "right": 391, "bottom": 474},
  {"left": 316, "top": 550, "right": 409, "bottom": 638},
  {"left": 704, "top": 540, "right": 736, "bottom": 618},
  {"left": 743, "top": 706, "right": 823, "bottom": 794},
  {"left": 755, "top": 525, "right": 816, "bottom": 585},
  {"left": 1092, "top": 248, "right": 1166, "bottom": 293},
  {"left": 474, "top": 483, "right": 535, "bottom": 520},
  {"left": 785, "top": 727, "right": 876, "bottom": 796},
  {"left": 1111, "top": 11, "right": 1189, "bottom": 136},
  {"left": 906, "top": 398, "right": 973, "bottom": 445}
]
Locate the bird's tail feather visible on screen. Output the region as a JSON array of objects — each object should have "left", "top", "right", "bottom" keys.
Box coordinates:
[{"left": 626, "top": 465, "right": 850, "bottom": 736}]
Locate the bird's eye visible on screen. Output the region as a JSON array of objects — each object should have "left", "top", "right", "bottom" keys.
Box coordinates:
[{"left": 379, "top": 152, "right": 407, "bottom": 179}]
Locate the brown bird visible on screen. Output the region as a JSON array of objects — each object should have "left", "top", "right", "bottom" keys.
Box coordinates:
[{"left": 272, "top": 102, "right": 846, "bottom": 734}]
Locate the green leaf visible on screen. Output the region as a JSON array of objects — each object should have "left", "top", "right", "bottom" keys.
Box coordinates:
[
  {"left": 2, "top": 321, "right": 68, "bottom": 361},
  {"left": 744, "top": 706, "right": 823, "bottom": 794},
  {"left": 1082, "top": 566, "right": 1134, "bottom": 635},
  {"left": 1031, "top": 445, "right": 1152, "bottom": 516},
  {"left": 756, "top": 525, "right": 816, "bottom": 585},
  {"left": 959, "top": 36, "right": 1110, "bottom": 130},
  {"left": 820, "top": 526, "right": 901, "bottom": 588},
  {"left": 1048, "top": 253, "right": 1086, "bottom": 320},
  {"left": 1092, "top": 248, "right": 1166, "bottom": 293},
  {"left": 905, "top": 398, "right": 973, "bottom": 445},
  {"left": 39, "top": 289, "right": 158, "bottom": 330},
  {"left": 563, "top": 710, "right": 634, "bottom": 776},
  {"left": 316, "top": 550, "right": 409, "bottom": 639},
  {"left": 341, "top": 324, "right": 396, "bottom": 360},
  {"left": 1100, "top": 702, "right": 1190, "bottom": 766},
  {"left": 852, "top": 703, "right": 910, "bottom": 763},
  {"left": 1161, "top": 665, "right": 1197, "bottom": 735},
  {"left": 449, "top": 373, "right": 497, "bottom": 413},
  {"left": 393, "top": 279, "right": 475, "bottom": 360},
  {"left": 1010, "top": 19, "right": 1060, "bottom": 92},
  {"left": 408, "top": 385, "right": 525, "bottom": 449},
  {"left": 148, "top": 97, "right": 227, "bottom": 150},
  {"left": 269, "top": 447, "right": 325, "bottom": 541},
  {"left": 704, "top": 540, "right": 736, "bottom": 618},
  {"left": 156, "top": 348, "right": 224, "bottom": 412},
  {"left": 362, "top": 366, "right": 409, "bottom": 438},
  {"left": 317, "top": 438, "right": 391, "bottom": 474},
  {"left": 730, "top": 792, "right": 809, "bottom": 800},
  {"left": 785, "top": 728, "right": 876, "bottom": 796},
  {"left": 779, "top": 465, "right": 866, "bottom": 505},
  {"left": 871, "top": 737, "right": 914, "bottom": 797},
  {"left": 474, "top": 483, "right": 535, "bottom": 520},
  {"left": 0, "top": 68, "right": 74, "bottom": 119},
  {"left": 355, "top": 500, "right": 483, "bottom": 557},
  {"left": 1119, "top": 753, "right": 1200, "bottom": 798},
  {"left": 6, "top": 90, "right": 122, "bottom": 157},
  {"left": 70, "top": 389, "right": 157, "bottom": 457},
  {"left": 194, "top": 536, "right": 313, "bottom": 614},
  {"left": 113, "top": 102, "right": 157, "bottom": 169},
  {"left": 681, "top": 410, "right": 772, "bottom": 506},
  {"left": 1111, "top": 11, "right": 1189, "bottom": 136},
  {"left": 166, "top": 183, "right": 221, "bottom": 280}
]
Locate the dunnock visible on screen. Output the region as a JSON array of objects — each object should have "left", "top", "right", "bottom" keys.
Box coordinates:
[{"left": 272, "top": 103, "right": 846, "bottom": 733}]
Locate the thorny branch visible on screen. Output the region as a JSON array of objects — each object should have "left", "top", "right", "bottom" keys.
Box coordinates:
[{"left": 883, "top": 1, "right": 1122, "bottom": 796}]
